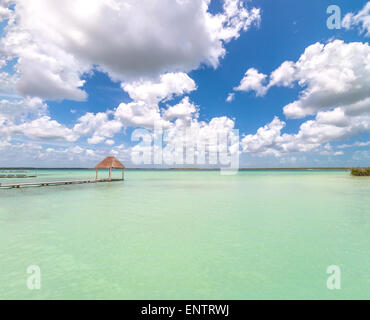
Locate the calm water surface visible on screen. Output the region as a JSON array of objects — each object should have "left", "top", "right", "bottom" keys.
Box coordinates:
[{"left": 0, "top": 169, "right": 369, "bottom": 299}]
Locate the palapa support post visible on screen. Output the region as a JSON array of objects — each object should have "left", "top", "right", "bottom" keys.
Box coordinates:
[
  {"left": 122, "top": 168, "right": 124, "bottom": 181},
  {"left": 95, "top": 168, "right": 98, "bottom": 180},
  {"left": 109, "top": 168, "right": 112, "bottom": 181}
]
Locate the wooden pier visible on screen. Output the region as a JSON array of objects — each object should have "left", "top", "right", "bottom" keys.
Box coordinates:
[
  {"left": 0, "top": 178, "right": 123, "bottom": 189},
  {"left": 0, "top": 156, "right": 126, "bottom": 189}
]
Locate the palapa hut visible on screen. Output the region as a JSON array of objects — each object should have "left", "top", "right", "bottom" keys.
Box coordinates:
[{"left": 95, "top": 156, "right": 125, "bottom": 181}]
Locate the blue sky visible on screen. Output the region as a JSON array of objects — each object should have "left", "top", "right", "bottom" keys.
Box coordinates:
[{"left": 0, "top": 0, "right": 369, "bottom": 167}]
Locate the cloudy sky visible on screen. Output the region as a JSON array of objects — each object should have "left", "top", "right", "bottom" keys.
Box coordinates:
[{"left": 0, "top": 0, "right": 369, "bottom": 167}]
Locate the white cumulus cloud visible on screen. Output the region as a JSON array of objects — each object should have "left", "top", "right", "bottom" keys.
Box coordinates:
[
  {"left": 342, "top": 2, "right": 370, "bottom": 37},
  {"left": 234, "top": 68, "right": 268, "bottom": 97},
  {"left": 233, "top": 41, "right": 370, "bottom": 120},
  {"left": 0, "top": 0, "right": 260, "bottom": 101}
]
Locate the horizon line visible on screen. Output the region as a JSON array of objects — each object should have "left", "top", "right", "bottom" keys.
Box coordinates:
[{"left": 0, "top": 167, "right": 361, "bottom": 170}]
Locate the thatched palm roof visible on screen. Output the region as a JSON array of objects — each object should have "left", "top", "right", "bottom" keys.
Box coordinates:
[{"left": 95, "top": 156, "right": 125, "bottom": 169}]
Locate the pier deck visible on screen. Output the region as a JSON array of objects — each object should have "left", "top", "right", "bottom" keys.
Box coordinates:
[{"left": 0, "top": 178, "right": 123, "bottom": 189}]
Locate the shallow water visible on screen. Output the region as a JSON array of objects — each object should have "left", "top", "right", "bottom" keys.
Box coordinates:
[{"left": 0, "top": 169, "right": 369, "bottom": 299}]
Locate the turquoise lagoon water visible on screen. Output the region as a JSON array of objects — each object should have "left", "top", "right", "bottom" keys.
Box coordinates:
[{"left": 0, "top": 169, "right": 369, "bottom": 299}]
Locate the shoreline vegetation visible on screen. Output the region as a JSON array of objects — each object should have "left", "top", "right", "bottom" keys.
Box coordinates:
[{"left": 351, "top": 167, "right": 370, "bottom": 176}]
